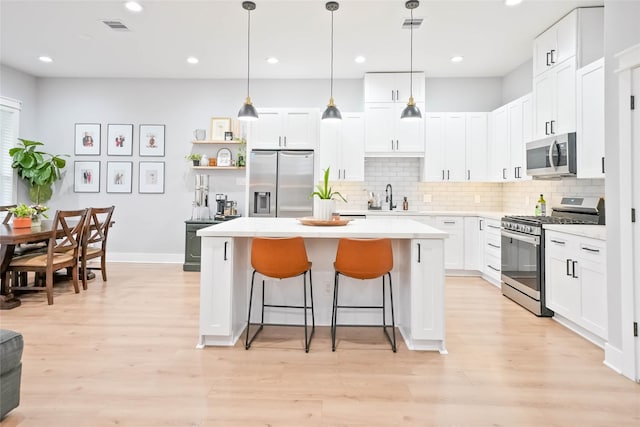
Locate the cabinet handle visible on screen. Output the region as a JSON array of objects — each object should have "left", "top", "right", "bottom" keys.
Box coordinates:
[
  {"left": 467, "top": 170, "right": 471, "bottom": 180},
  {"left": 417, "top": 243, "right": 421, "bottom": 263},
  {"left": 488, "top": 225, "right": 500, "bottom": 229},
  {"left": 601, "top": 157, "right": 605, "bottom": 174},
  {"left": 391, "top": 90, "right": 394, "bottom": 101},
  {"left": 502, "top": 168, "right": 507, "bottom": 180},
  {"left": 550, "top": 239, "right": 566, "bottom": 245},
  {"left": 283, "top": 136, "right": 287, "bottom": 147},
  {"left": 545, "top": 121, "right": 550, "bottom": 135},
  {"left": 546, "top": 51, "right": 551, "bottom": 66},
  {"left": 224, "top": 241, "right": 228, "bottom": 261},
  {"left": 447, "top": 170, "right": 450, "bottom": 180},
  {"left": 572, "top": 260, "right": 578, "bottom": 278},
  {"left": 550, "top": 120, "right": 555, "bottom": 134},
  {"left": 488, "top": 243, "right": 500, "bottom": 249},
  {"left": 278, "top": 136, "right": 282, "bottom": 147},
  {"left": 566, "top": 259, "right": 572, "bottom": 276},
  {"left": 581, "top": 246, "right": 600, "bottom": 253},
  {"left": 391, "top": 140, "right": 394, "bottom": 150},
  {"left": 550, "top": 49, "right": 556, "bottom": 64},
  {"left": 479, "top": 219, "right": 484, "bottom": 231},
  {"left": 487, "top": 265, "right": 500, "bottom": 272},
  {"left": 443, "top": 221, "right": 456, "bottom": 224},
  {"left": 396, "top": 90, "right": 399, "bottom": 101},
  {"left": 442, "top": 170, "right": 445, "bottom": 180}
]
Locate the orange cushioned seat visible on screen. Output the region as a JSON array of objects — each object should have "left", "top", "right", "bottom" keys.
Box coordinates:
[
  {"left": 332, "top": 238, "right": 396, "bottom": 352},
  {"left": 246, "top": 237, "right": 315, "bottom": 352}
]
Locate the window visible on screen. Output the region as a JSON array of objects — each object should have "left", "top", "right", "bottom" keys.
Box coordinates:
[{"left": 0, "top": 96, "right": 21, "bottom": 205}]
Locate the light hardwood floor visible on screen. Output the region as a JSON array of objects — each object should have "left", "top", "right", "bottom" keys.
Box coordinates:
[{"left": 1, "top": 263, "right": 638, "bottom": 426}]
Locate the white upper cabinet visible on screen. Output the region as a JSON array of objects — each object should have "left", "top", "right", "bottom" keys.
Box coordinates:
[
  {"left": 249, "top": 108, "right": 318, "bottom": 150},
  {"left": 488, "top": 105, "right": 510, "bottom": 181},
  {"left": 576, "top": 58, "right": 605, "bottom": 179},
  {"left": 319, "top": 112, "right": 365, "bottom": 182},
  {"left": 532, "top": 57, "right": 576, "bottom": 140},
  {"left": 533, "top": 10, "right": 577, "bottom": 77},
  {"left": 465, "top": 113, "right": 489, "bottom": 182},
  {"left": 364, "top": 72, "right": 425, "bottom": 104}
]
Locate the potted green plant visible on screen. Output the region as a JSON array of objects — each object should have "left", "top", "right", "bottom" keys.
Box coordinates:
[
  {"left": 9, "top": 139, "right": 67, "bottom": 204},
  {"left": 8, "top": 203, "right": 37, "bottom": 228},
  {"left": 311, "top": 167, "right": 347, "bottom": 220},
  {"left": 185, "top": 153, "right": 202, "bottom": 166}
]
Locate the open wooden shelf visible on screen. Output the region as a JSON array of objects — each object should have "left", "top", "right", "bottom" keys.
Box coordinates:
[
  {"left": 191, "top": 140, "right": 243, "bottom": 144},
  {"left": 192, "top": 166, "right": 245, "bottom": 170}
]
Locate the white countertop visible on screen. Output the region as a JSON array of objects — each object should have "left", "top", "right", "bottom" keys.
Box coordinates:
[
  {"left": 544, "top": 224, "right": 607, "bottom": 240},
  {"left": 339, "top": 210, "right": 506, "bottom": 221},
  {"left": 197, "top": 217, "right": 449, "bottom": 239}
]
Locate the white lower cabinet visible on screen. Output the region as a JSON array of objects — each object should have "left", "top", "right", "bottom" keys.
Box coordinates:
[
  {"left": 463, "top": 217, "right": 482, "bottom": 271},
  {"left": 545, "top": 230, "right": 607, "bottom": 344},
  {"left": 482, "top": 219, "right": 502, "bottom": 286},
  {"left": 433, "top": 217, "right": 464, "bottom": 270}
]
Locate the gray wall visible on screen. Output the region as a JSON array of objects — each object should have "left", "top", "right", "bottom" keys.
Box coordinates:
[
  {"left": 2, "top": 72, "right": 502, "bottom": 259},
  {"left": 501, "top": 59, "right": 533, "bottom": 104},
  {"left": 604, "top": 0, "right": 640, "bottom": 353}
]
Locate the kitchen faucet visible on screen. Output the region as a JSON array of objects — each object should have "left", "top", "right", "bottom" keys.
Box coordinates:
[{"left": 385, "top": 184, "right": 396, "bottom": 210}]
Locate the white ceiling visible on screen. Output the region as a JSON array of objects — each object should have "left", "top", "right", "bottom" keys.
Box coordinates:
[{"left": 0, "top": 0, "right": 604, "bottom": 80}]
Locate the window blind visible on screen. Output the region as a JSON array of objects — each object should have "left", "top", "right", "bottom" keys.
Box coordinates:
[{"left": 0, "top": 97, "right": 21, "bottom": 205}]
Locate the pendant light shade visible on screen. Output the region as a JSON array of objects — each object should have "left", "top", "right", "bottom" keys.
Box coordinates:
[
  {"left": 401, "top": 0, "right": 422, "bottom": 121},
  {"left": 238, "top": 1, "right": 258, "bottom": 122},
  {"left": 322, "top": 1, "right": 342, "bottom": 121}
]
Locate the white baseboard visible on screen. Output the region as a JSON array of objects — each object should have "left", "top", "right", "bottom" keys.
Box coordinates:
[
  {"left": 603, "top": 343, "right": 623, "bottom": 374},
  {"left": 106, "top": 252, "right": 183, "bottom": 264},
  {"left": 552, "top": 314, "right": 606, "bottom": 349}
]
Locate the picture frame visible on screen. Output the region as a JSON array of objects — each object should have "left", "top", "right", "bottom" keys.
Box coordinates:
[
  {"left": 74, "top": 123, "right": 101, "bottom": 156},
  {"left": 139, "top": 124, "right": 165, "bottom": 157},
  {"left": 210, "top": 117, "right": 231, "bottom": 141},
  {"left": 224, "top": 131, "right": 233, "bottom": 141},
  {"left": 139, "top": 161, "right": 165, "bottom": 194},
  {"left": 74, "top": 161, "right": 100, "bottom": 193},
  {"left": 216, "top": 148, "right": 232, "bottom": 167},
  {"left": 107, "top": 123, "right": 133, "bottom": 156},
  {"left": 106, "top": 161, "right": 133, "bottom": 193}
]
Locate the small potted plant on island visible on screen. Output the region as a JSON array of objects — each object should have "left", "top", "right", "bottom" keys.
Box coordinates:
[
  {"left": 8, "top": 203, "right": 37, "bottom": 228},
  {"left": 311, "top": 167, "right": 347, "bottom": 221},
  {"left": 185, "top": 153, "right": 202, "bottom": 167},
  {"left": 29, "top": 204, "right": 49, "bottom": 227}
]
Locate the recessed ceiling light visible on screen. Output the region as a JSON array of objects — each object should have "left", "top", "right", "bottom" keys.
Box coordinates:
[
  {"left": 266, "top": 57, "right": 279, "bottom": 64},
  {"left": 505, "top": 0, "right": 522, "bottom": 6},
  {"left": 187, "top": 57, "right": 199, "bottom": 64},
  {"left": 450, "top": 55, "right": 464, "bottom": 63},
  {"left": 125, "top": 2, "right": 143, "bottom": 12},
  {"left": 38, "top": 56, "right": 53, "bottom": 63},
  {"left": 355, "top": 56, "right": 366, "bottom": 63}
]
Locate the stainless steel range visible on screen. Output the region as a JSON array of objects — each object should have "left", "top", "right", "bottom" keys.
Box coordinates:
[{"left": 501, "top": 197, "right": 605, "bottom": 316}]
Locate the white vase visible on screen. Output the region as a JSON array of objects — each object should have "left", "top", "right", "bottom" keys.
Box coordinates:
[{"left": 314, "top": 198, "right": 335, "bottom": 221}]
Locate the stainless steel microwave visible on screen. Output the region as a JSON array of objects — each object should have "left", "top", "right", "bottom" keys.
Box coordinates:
[{"left": 526, "top": 132, "right": 576, "bottom": 178}]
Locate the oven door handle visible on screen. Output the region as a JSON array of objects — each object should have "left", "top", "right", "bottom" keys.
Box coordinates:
[{"left": 500, "top": 229, "right": 540, "bottom": 246}]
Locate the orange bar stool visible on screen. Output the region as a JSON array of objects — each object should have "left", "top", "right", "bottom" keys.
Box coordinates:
[
  {"left": 332, "top": 238, "right": 396, "bottom": 352},
  {"left": 245, "top": 237, "right": 315, "bottom": 352}
]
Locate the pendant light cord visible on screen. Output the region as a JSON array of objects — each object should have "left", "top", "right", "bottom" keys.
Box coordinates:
[
  {"left": 247, "top": 9, "right": 251, "bottom": 97},
  {"left": 330, "top": 9, "right": 334, "bottom": 99},
  {"left": 409, "top": 7, "right": 413, "bottom": 98}
]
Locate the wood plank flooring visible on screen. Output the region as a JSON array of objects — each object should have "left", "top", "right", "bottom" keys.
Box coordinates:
[{"left": 1, "top": 263, "right": 638, "bottom": 426}]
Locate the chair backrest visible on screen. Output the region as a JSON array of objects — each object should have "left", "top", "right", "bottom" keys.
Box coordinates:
[
  {"left": 0, "top": 205, "right": 17, "bottom": 225},
  {"left": 251, "top": 237, "right": 309, "bottom": 279},
  {"left": 47, "top": 209, "right": 89, "bottom": 259},
  {"left": 334, "top": 238, "right": 393, "bottom": 280},
  {"left": 82, "top": 206, "right": 115, "bottom": 255}
]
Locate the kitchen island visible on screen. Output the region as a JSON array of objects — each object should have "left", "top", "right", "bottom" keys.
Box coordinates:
[{"left": 196, "top": 217, "right": 449, "bottom": 352}]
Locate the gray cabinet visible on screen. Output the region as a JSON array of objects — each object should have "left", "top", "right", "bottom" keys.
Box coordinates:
[{"left": 184, "top": 220, "right": 220, "bottom": 271}]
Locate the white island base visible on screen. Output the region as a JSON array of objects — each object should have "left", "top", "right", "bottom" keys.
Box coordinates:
[{"left": 196, "top": 217, "right": 448, "bottom": 353}]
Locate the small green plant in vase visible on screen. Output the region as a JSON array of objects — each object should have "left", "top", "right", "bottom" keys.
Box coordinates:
[
  {"left": 311, "top": 168, "right": 347, "bottom": 220},
  {"left": 185, "top": 153, "right": 202, "bottom": 166},
  {"left": 8, "top": 203, "right": 37, "bottom": 228}
]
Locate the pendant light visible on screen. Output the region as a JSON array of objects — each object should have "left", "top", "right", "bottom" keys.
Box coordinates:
[
  {"left": 322, "top": 1, "right": 342, "bottom": 121},
  {"left": 400, "top": 0, "right": 422, "bottom": 121},
  {"left": 238, "top": 1, "right": 258, "bottom": 121}
]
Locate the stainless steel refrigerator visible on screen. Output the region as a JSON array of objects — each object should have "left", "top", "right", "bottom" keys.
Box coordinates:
[{"left": 249, "top": 149, "right": 315, "bottom": 218}]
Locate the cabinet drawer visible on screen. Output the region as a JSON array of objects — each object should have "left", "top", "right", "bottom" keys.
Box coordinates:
[
  {"left": 484, "top": 253, "right": 501, "bottom": 280},
  {"left": 485, "top": 233, "right": 501, "bottom": 256},
  {"left": 577, "top": 238, "right": 606, "bottom": 262}
]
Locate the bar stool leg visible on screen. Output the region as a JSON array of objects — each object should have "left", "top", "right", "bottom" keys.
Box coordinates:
[
  {"left": 245, "top": 270, "right": 264, "bottom": 350},
  {"left": 383, "top": 272, "right": 397, "bottom": 352},
  {"left": 304, "top": 269, "right": 315, "bottom": 353},
  {"left": 331, "top": 272, "right": 340, "bottom": 351}
]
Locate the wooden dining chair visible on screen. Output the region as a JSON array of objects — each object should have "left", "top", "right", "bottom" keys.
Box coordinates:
[
  {"left": 0, "top": 205, "right": 17, "bottom": 224},
  {"left": 79, "top": 206, "right": 115, "bottom": 290},
  {"left": 8, "top": 209, "right": 88, "bottom": 305}
]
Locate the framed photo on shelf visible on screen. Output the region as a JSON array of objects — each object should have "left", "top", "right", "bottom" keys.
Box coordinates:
[
  {"left": 106, "top": 161, "right": 133, "bottom": 193},
  {"left": 139, "top": 161, "right": 165, "bottom": 194},
  {"left": 210, "top": 117, "right": 231, "bottom": 141},
  {"left": 74, "top": 123, "right": 101, "bottom": 156},
  {"left": 224, "top": 131, "right": 233, "bottom": 141},
  {"left": 74, "top": 161, "right": 100, "bottom": 193},
  {"left": 139, "top": 124, "right": 165, "bottom": 157},
  {"left": 107, "top": 123, "right": 133, "bottom": 156}
]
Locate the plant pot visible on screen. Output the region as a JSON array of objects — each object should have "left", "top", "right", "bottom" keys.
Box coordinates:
[
  {"left": 31, "top": 214, "right": 42, "bottom": 227},
  {"left": 12, "top": 217, "right": 32, "bottom": 228},
  {"left": 192, "top": 160, "right": 199, "bottom": 167},
  {"left": 314, "top": 198, "right": 335, "bottom": 221}
]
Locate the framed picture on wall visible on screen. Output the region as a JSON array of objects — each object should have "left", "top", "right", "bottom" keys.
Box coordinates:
[
  {"left": 139, "top": 124, "right": 165, "bottom": 157},
  {"left": 138, "top": 161, "right": 165, "bottom": 194},
  {"left": 107, "top": 123, "right": 133, "bottom": 156},
  {"left": 74, "top": 161, "right": 100, "bottom": 193},
  {"left": 106, "top": 161, "right": 133, "bottom": 193},
  {"left": 74, "top": 123, "right": 101, "bottom": 156},
  {"left": 210, "top": 117, "right": 231, "bottom": 141}
]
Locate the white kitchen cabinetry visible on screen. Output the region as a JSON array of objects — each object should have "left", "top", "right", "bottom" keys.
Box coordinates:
[
  {"left": 319, "top": 112, "right": 365, "bottom": 181},
  {"left": 433, "top": 216, "right": 464, "bottom": 270},
  {"left": 249, "top": 109, "right": 318, "bottom": 150},
  {"left": 424, "top": 112, "right": 487, "bottom": 182},
  {"left": 545, "top": 230, "right": 607, "bottom": 345},
  {"left": 576, "top": 58, "right": 605, "bottom": 178},
  {"left": 364, "top": 72, "right": 425, "bottom": 104},
  {"left": 533, "top": 10, "right": 577, "bottom": 77},
  {"left": 532, "top": 58, "right": 576, "bottom": 140},
  {"left": 463, "top": 217, "right": 483, "bottom": 272},
  {"left": 482, "top": 219, "right": 502, "bottom": 286},
  {"left": 488, "top": 94, "right": 532, "bottom": 181}
]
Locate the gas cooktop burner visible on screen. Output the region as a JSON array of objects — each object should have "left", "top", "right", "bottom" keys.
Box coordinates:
[{"left": 504, "top": 215, "right": 597, "bottom": 225}]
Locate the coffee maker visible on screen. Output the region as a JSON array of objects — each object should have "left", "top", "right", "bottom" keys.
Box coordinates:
[{"left": 214, "top": 194, "right": 227, "bottom": 220}]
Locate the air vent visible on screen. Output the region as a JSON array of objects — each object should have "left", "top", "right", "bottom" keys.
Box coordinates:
[
  {"left": 102, "top": 20, "right": 130, "bottom": 31},
  {"left": 402, "top": 18, "right": 423, "bottom": 29}
]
